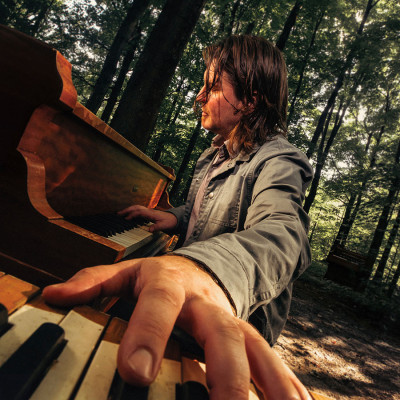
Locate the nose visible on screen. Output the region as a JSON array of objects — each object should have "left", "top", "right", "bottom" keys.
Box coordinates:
[{"left": 196, "top": 85, "right": 207, "bottom": 104}]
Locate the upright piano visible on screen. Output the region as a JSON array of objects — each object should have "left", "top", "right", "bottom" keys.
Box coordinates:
[{"left": 0, "top": 25, "right": 175, "bottom": 287}]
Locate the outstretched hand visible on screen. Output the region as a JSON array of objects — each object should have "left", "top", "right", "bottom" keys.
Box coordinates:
[
  {"left": 118, "top": 205, "right": 178, "bottom": 233},
  {"left": 42, "top": 255, "right": 311, "bottom": 400}
]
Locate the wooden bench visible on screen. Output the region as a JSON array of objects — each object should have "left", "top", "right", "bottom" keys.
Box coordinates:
[{"left": 324, "top": 245, "right": 371, "bottom": 290}]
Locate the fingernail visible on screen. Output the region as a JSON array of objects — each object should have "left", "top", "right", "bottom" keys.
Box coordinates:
[{"left": 127, "top": 348, "right": 154, "bottom": 381}]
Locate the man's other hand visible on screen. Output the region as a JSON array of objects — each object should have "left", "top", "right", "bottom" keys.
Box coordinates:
[{"left": 118, "top": 205, "right": 178, "bottom": 233}]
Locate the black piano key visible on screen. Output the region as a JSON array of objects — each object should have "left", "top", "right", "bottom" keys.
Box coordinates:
[
  {"left": 0, "top": 322, "right": 66, "bottom": 400},
  {"left": 0, "top": 303, "right": 7, "bottom": 334},
  {"left": 175, "top": 381, "right": 209, "bottom": 400},
  {"left": 108, "top": 370, "right": 149, "bottom": 400},
  {"left": 66, "top": 214, "right": 144, "bottom": 238}
]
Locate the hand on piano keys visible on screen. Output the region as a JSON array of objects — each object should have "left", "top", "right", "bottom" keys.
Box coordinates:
[
  {"left": 40, "top": 256, "right": 313, "bottom": 400},
  {"left": 117, "top": 205, "right": 178, "bottom": 233}
]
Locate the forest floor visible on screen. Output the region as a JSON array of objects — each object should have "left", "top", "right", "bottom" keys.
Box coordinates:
[{"left": 274, "top": 263, "right": 400, "bottom": 400}]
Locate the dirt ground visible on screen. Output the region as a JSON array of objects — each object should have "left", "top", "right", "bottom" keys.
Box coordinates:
[{"left": 274, "top": 277, "right": 400, "bottom": 400}]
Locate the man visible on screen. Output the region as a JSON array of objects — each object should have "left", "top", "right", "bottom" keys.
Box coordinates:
[{"left": 43, "top": 35, "right": 313, "bottom": 399}]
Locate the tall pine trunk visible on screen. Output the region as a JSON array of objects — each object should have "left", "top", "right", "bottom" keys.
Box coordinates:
[
  {"left": 276, "top": 0, "right": 303, "bottom": 51},
  {"left": 111, "top": 0, "right": 207, "bottom": 151},
  {"left": 86, "top": 0, "right": 150, "bottom": 114}
]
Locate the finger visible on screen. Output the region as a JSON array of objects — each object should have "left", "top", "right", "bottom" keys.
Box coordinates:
[
  {"left": 181, "top": 299, "right": 251, "bottom": 400},
  {"left": 238, "top": 319, "right": 312, "bottom": 400},
  {"left": 42, "top": 261, "right": 139, "bottom": 306},
  {"left": 117, "top": 205, "right": 152, "bottom": 219},
  {"left": 117, "top": 273, "right": 185, "bottom": 386}
]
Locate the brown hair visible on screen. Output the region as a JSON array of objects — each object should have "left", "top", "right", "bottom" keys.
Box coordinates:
[{"left": 195, "top": 35, "right": 288, "bottom": 154}]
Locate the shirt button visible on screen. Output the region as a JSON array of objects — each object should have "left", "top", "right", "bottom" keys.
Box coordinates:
[{"left": 208, "top": 192, "right": 214, "bottom": 198}]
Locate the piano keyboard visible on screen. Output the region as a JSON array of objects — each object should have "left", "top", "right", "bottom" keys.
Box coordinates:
[
  {"left": 0, "top": 272, "right": 334, "bottom": 400},
  {"left": 67, "top": 214, "right": 155, "bottom": 257}
]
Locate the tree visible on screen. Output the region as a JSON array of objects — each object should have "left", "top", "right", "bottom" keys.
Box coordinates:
[
  {"left": 85, "top": 0, "right": 150, "bottom": 114},
  {"left": 275, "top": 0, "right": 303, "bottom": 51},
  {"left": 110, "top": 0, "right": 207, "bottom": 151},
  {"left": 306, "top": 0, "right": 380, "bottom": 160},
  {"left": 362, "top": 139, "right": 400, "bottom": 288},
  {"left": 374, "top": 205, "right": 400, "bottom": 282}
]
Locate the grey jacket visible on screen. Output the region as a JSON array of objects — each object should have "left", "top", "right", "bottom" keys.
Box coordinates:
[{"left": 168, "top": 134, "right": 313, "bottom": 345}]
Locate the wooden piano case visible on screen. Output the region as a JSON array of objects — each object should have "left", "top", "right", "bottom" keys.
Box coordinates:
[{"left": 0, "top": 25, "right": 175, "bottom": 287}]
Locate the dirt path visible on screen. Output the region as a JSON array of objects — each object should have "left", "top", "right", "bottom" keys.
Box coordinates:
[{"left": 274, "top": 277, "right": 400, "bottom": 400}]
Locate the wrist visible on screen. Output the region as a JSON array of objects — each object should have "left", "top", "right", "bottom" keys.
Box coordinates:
[{"left": 165, "top": 254, "right": 237, "bottom": 317}]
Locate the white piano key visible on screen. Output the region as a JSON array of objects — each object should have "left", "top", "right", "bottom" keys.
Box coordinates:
[
  {"left": 30, "top": 307, "right": 109, "bottom": 400},
  {"left": 148, "top": 358, "right": 181, "bottom": 400},
  {"left": 0, "top": 303, "right": 64, "bottom": 366}
]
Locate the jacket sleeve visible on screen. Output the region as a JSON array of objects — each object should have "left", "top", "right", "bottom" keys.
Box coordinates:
[
  {"left": 165, "top": 205, "right": 187, "bottom": 235},
  {"left": 171, "top": 148, "right": 313, "bottom": 327}
]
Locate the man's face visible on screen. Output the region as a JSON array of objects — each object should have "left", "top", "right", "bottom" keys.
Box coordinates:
[{"left": 197, "top": 68, "right": 243, "bottom": 139}]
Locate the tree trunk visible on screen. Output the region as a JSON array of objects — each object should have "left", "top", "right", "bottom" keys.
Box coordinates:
[
  {"left": 85, "top": 0, "right": 149, "bottom": 114},
  {"left": 169, "top": 120, "right": 202, "bottom": 202},
  {"left": 362, "top": 139, "right": 400, "bottom": 289},
  {"left": 333, "top": 192, "right": 357, "bottom": 247},
  {"left": 387, "top": 257, "right": 400, "bottom": 298},
  {"left": 111, "top": 0, "right": 207, "bottom": 151},
  {"left": 276, "top": 0, "right": 303, "bottom": 51},
  {"left": 306, "top": 0, "right": 378, "bottom": 159},
  {"left": 304, "top": 98, "right": 347, "bottom": 213},
  {"left": 29, "top": 0, "right": 55, "bottom": 36},
  {"left": 374, "top": 206, "right": 400, "bottom": 282},
  {"left": 288, "top": 9, "right": 325, "bottom": 123},
  {"left": 152, "top": 91, "right": 188, "bottom": 162},
  {"left": 226, "top": 0, "right": 241, "bottom": 36},
  {"left": 100, "top": 29, "right": 141, "bottom": 123},
  {"left": 333, "top": 92, "right": 388, "bottom": 245}
]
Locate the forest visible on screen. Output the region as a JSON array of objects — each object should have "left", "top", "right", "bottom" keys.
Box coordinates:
[{"left": 2, "top": 0, "right": 400, "bottom": 317}]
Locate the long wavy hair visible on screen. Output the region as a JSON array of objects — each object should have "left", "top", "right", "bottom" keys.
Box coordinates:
[{"left": 195, "top": 35, "right": 288, "bottom": 154}]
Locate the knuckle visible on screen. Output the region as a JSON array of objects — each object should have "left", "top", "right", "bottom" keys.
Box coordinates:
[
  {"left": 74, "top": 267, "right": 97, "bottom": 283},
  {"left": 214, "top": 319, "right": 245, "bottom": 343},
  {"left": 146, "top": 282, "right": 184, "bottom": 309},
  {"left": 215, "top": 382, "right": 249, "bottom": 400}
]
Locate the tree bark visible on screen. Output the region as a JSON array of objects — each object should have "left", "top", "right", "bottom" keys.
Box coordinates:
[
  {"left": 304, "top": 98, "right": 347, "bottom": 213},
  {"left": 387, "top": 256, "right": 400, "bottom": 298},
  {"left": 276, "top": 0, "right": 303, "bottom": 51},
  {"left": 306, "top": 0, "right": 378, "bottom": 159},
  {"left": 100, "top": 27, "right": 142, "bottom": 123},
  {"left": 111, "top": 0, "right": 207, "bottom": 151},
  {"left": 169, "top": 120, "right": 202, "bottom": 202},
  {"left": 288, "top": 9, "right": 325, "bottom": 123},
  {"left": 226, "top": 0, "right": 241, "bottom": 36},
  {"left": 29, "top": 0, "right": 56, "bottom": 36},
  {"left": 85, "top": 0, "right": 150, "bottom": 114},
  {"left": 152, "top": 88, "right": 189, "bottom": 162},
  {"left": 374, "top": 206, "right": 400, "bottom": 282}
]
